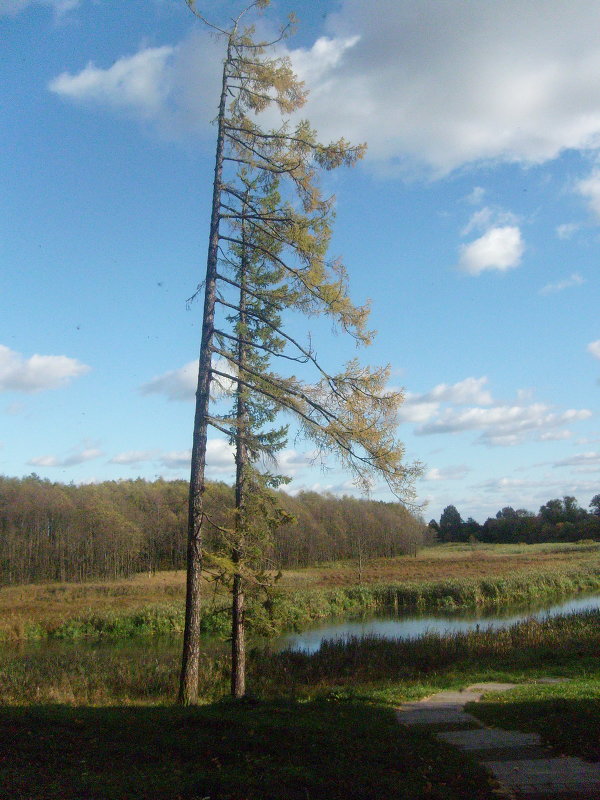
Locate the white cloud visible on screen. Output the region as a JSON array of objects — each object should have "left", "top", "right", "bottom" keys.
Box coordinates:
[
  {"left": 397, "top": 400, "right": 440, "bottom": 424},
  {"left": 141, "top": 360, "right": 197, "bottom": 401},
  {"left": 110, "top": 450, "right": 159, "bottom": 465},
  {"left": 459, "top": 226, "right": 524, "bottom": 275},
  {"left": 49, "top": 2, "right": 600, "bottom": 174},
  {"left": 28, "top": 447, "right": 103, "bottom": 468},
  {"left": 275, "top": 448, "right": 313, "bottom": 476},
  {"left": 160, "top": 450, "right": 192, "bottom": 469},
  {"left": 477, "top": 477, "right": 544, "bottom": 492},
  {"left": 540, "top": 273, "right": 585, "bottom": 294},
  {"left": 588, "top": 340, "right": 600, "bottom": 359},
  {"left": 288, "top": 35, "right": 361, "bottom": 87},
  {"left": 159, "top": 439, "right": 235, "bottom": 474},
  {"left": 140, "top": 358, "right": 235, "bottom": 402},
  {"left": 50, "top": 46, "right": 176, "bottom": 119},
  {"left": 206, "top": 439, "right": 235, "bottom": 471},
  {"left": 577, "top": 169, "right": 600, "bottom": 219},
  {"left": 398, "top": 377, "right": 493, "bottom": 423},
  {"left": 417, "top": 403, "right": 592, "bottom": 446},
  {"left": 28, "top": 455, "right": 60, "bottom": 467},
  {"left": 423, "top": 465, "right": 470, "bottom": 482},
  {"left": 554, "top": 451, "right": 600, "bottom": 468},
  {"left": 423, "top": 377, "right": 493, "bottom": 406},
  {"left": 0, "top": 344, "right": 90, "bottom": 393},
  {"left": 320, "top": 0, "right": 600, "bottom": 172}
]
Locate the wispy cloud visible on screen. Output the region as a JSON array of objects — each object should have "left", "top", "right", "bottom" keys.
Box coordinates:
[
  {"left": 140, "top": 360, "right": 197, "bottom": 402},
  {"left": 588, "top": 340, "right": 600, "bottom": 360},
  {"left": 109, "top": 450, "right": 160, "bottom": 465},
  {"left": 159, "top": 439, "right": 235, "bottom": 474},
  {"left": 28, "top": 447, "right": 103, "bottom": 468},
  {"left": 556, "top": 223, "right": 580, "bottom": 240},
  {"left": 417, "top": 403, "right": 591, "bottom": 446},
  {"left": 540, "top": 272, "right": 585, "bottom": 294},
  {"left": 553, "top": 451, "right": 600, "bottom": 469},
  {"left": 1, "top": 0, "right": 79, "bottom": 17},
  {"left": 140, "top": 358, "right": 235, "bottom": 402},
  {"left": 576, "top": 169, "right": 600, "bottom": 220},
  {"left": 423, "top": 465, "right": 471, "bottom": 482}
]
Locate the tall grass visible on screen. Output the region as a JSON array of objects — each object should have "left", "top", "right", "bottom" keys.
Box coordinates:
[
  {"left": 253, "top": 609, "right": 600, "bottom": 700},
  {"left": 1, "top": 610, "right": 598, "bottom": 707},
  {"left": 2, "top": 563, "right": 600, "bottom": 642}
]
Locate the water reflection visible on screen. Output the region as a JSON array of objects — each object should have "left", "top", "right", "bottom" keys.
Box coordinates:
[
  {"left": 274, "top": 593, "right": 600, "bottom": 654},
  {"left": 2, "top": 593, "right": 599, "bottom": 659}
]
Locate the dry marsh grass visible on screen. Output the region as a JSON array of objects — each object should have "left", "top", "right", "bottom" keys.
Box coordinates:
[
  {"left": 283, "top": 541, "right": 600, "bottom": 588},
  {"left": 1, "top": 542, "right": 599, "bottom": 641}
]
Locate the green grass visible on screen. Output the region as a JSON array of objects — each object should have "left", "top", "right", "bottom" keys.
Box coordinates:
[
  {"left": 1, "top": 547, "right": 600, "bottom": 798},
  {"left": 1, "top": 610, "right": 599, "bottom": 797}
]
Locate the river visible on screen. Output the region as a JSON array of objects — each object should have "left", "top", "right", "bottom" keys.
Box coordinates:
[
  {"left": 2, "top": 591, "right": 599, "bottom": 659},
  {"left": 273, "top": 592, "right": 600, "bottom": 654}
]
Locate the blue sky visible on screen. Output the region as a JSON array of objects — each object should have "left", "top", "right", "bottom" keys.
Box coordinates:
[{"left": 1, "top": 0, "right": 599, "bottom": 522}]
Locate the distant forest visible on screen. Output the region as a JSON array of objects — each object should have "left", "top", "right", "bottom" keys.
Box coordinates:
[
  {"left": 0, "top": 475, "right": 426, "bottom": 585},
  {"left": 430, "top": 495, "right": 600, "bottom": 544}
]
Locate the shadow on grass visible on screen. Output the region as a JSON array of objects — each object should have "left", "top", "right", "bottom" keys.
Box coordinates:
[
  {"left": 470, "top": 696, "right": 600, "bottom": 763},
  {"left": 0, "top": 699, "right": 497, "bottom": 800}
]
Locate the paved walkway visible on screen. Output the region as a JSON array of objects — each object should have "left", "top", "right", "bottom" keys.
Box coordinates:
[{"left": 396, "top": 682, "right": 600, "bottom": 799}]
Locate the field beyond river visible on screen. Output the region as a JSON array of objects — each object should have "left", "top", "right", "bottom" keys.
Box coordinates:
[
  {"left": 1, "top": 542, "right": 599, "bottom": 799},
  {"left": 3, "top": 540, "right": 600, "bottom": 641}
]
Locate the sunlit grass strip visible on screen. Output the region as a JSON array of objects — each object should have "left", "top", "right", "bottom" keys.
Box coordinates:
[
  {"left": 1, "top": 564, "right": 599, "bottom": 643},
  {"left": 468, "top": 677, "right": 600, "bottom": 762},
  {"left": 1, "top": 610, "right": 598, "bottom": 708},
  {"left": 261, "top": 609, "right": 600, "bottom": 690}
]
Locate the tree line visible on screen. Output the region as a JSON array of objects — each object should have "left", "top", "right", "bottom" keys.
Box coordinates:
[
  {"left": 0, "top": 474, "right": 426, "bottom": 586},
  {"left": 430, "top": 495, "right": 600, "bottom": 544}
]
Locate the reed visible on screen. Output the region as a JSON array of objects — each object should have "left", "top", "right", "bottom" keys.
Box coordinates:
[{"left": 2, "top": 562, "right": 600, "bottom": 643}]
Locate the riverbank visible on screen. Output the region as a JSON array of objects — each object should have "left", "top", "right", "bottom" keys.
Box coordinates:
[
  {"left": 2, "top": 541, "right": 600, "bottom": 641},
  {"left": 0, "top": 610, "right": 598, "bottom": 798}
]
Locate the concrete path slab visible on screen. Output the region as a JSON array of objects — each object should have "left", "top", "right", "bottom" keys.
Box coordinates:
[
  {"left": 483, "top": 757, "right": 600, "bottom": 797},
  {"left": 396, "top": 680, "right": 600, "bottom": 800},
  {"left": 466, "top": 683, "right": 519, "bottom": 693},
  {"left": 397, "top": 706, "right": 483, "bottom": 727},
  {"left": 437, "top": 727, "right": 542, "bottom": 750}
]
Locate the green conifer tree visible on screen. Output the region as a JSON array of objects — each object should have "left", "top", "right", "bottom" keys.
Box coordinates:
[{"left": 179, "top": 0, "right": 420, "bottom": 705}]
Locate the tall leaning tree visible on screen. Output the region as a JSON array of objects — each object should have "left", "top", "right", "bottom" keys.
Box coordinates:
[{"left": 179, "top": 0, "right": 420, "bottom": 705}]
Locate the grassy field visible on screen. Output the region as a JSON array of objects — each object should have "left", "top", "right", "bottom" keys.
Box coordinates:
[
  {"left": 0, "top": 610, "right": 598, "bottom": 798},
  {"left": 2, "top": 541, "right": 600, "bottom": 641},
  {"left": 1, "top": 545, "right": 600, "bottom": 799}
]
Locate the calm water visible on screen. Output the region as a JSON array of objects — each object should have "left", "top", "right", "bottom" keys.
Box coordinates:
[
  {"left": 273, "top": 593, "right": 600, "bottom": 654},
  {"left": 2, "top": 592, "right": 599, "bottom": 658}
]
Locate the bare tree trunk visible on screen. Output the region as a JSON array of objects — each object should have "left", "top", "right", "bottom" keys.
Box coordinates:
[
  {"left": 231, "top": 570, "right": 246, "bottom": 697},
  {"left": 178, "top": 38, "right": 231, "bottom": 706},
  {"left": 231, "top": 211, "right": 249, "bottom": 699}
]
